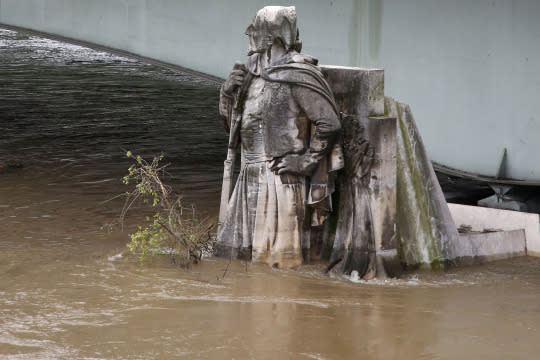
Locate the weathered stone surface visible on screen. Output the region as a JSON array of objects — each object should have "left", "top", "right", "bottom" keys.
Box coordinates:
[
  {"left": 452, "top": 230, "right": 526, "bottom": 265},
  {"left": 322, "top": 65, "right": 460, "bottom": 274},
  {"left": 385, "top": 97, "right": 460, "bottom": 269},
  {"left": 322, "top": 66, "right": 384, "bottom": 118},
  {"left": 366, "top": 116, "right": 402, "bottom": 277},
  {"left": 448, "top": 203, "right": 540, "bottom": 258},
  {"left": 216, "top": 7, "right": 343, "bottom": 269},
  {"left": 217, "top": 6, "right": 462, "bottom": 274},
  {"left": 322, "top": 66, "right": 400, "bottom": 278}
]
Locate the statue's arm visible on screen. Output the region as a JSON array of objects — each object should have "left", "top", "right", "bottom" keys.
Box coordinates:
[
  {"left": 219, "top": 86, "right": 233, "bottom": 133},
  {"left": 293, "top": 86, "right": 341, "bottom": 152},
  {"left": 219, "top": 62, "right": 248, "bottom": 133},
  {"left": 272, "top": 86, "right": 341, "bottom": 176}
]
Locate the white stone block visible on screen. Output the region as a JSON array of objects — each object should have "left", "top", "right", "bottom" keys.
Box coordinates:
[
  {"left": 448, "top": 203, "right": 540, "bottom": 257},
  {"left": 453, "top": 230, "right": 526, "bottom": 264}
]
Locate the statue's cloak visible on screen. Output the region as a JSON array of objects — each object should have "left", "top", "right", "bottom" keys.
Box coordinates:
[{"left": 262, "top": 54, "right": 344, "bottom": 224}]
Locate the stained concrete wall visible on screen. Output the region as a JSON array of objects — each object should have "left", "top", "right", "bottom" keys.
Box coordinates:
[
  {"left": 448, "top": 203, "right": 540, "bottom": 257},
  {"left": 452, "top": 230, "right": 526, "bottom": 264},
  {"left": 379, "top": 0, "right": 540, "bottom": 182},
  {"left": 1, "top": 0, "right": 539, "bottom": 181}
]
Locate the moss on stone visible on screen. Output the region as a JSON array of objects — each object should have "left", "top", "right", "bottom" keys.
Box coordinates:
[{"left": 392, "top": 98, "right": 444, "bottom": 269}]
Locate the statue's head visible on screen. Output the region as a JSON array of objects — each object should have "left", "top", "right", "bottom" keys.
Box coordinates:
[{"left": 245, "top": 6, "right": 302, "bottom": 56}]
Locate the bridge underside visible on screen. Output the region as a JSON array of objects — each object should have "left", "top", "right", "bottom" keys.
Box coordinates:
[{"left": 1, "top": 0, "right": 540, "bottom": 182}]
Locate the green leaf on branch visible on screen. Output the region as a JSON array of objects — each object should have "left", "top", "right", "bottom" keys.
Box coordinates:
[{"left": 120, "top": 151, "right": 216, "bottom": 267}]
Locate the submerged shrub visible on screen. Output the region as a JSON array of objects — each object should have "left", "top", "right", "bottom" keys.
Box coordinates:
[{"left": 121, "top": 151, "right": 216, "bottom": 266}]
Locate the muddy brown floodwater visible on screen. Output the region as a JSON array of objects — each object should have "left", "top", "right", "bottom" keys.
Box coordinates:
[{"left": 2, "top": 27, "right": 540, "bottom": 360}]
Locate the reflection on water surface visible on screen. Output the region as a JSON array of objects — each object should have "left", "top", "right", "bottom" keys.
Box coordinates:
[{"left": 1, "top": 27, "right": 540, "bottom": 360}]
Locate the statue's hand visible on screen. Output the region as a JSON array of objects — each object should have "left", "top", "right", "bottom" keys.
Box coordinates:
[
  {"left": 222, "top": 61, "right": 248, "bottom": 96},
  {"left": 270, "top": 154, "right": 318, "bottom": 176}
]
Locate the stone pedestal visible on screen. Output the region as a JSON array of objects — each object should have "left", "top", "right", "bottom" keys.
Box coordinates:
[
  {"left": 386, "top": 98, "right": 459, "bottom": 269},
  {"left": 321, "top": 65, "right": 459, "bottom": 278},
  {"left": 322, "top": 66, "right": 400, "bottom": 278}
]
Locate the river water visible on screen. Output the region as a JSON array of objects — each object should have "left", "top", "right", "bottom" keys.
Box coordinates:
[{"left": 1, "top": 27, "right": 540, "bottom": 360}]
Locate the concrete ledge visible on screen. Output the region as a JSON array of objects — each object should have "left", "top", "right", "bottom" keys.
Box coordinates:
[
  {"left": 452, "top": 229, "right": 526, "bottom": 265},
  {"left": 448, "top": 203, "right": 540, "bottom": 257}
]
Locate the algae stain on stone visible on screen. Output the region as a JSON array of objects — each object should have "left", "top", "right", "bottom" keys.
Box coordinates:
[
  {"left": 393, "top": 99, "right": 443, "bottom": 269},
  {"left": 348, "top": 0, "right": 361, "bottom": 66},
  {"left": 367, "top": 0, "right": 382, "bottom": 62},
  {"left": 348, "top": 0, "right": 383, "bottom": 67},
  {"left": 399, "top": 115, "right": 438, "bottom": 263}
]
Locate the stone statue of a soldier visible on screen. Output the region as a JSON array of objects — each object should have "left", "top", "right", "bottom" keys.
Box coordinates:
[{"left": 215, "top": 6, "right": 343, "bottom": 269}]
